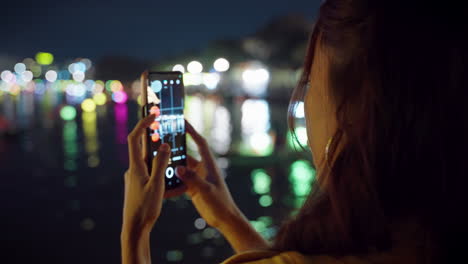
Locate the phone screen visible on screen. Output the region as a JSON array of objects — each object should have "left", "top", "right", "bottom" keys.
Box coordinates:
[{"left": 144, "top": 71, "right": 186, "bottom": 189}]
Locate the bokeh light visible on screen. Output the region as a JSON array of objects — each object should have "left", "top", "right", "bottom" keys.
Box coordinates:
[
  {"left": 81, "top": 99, "right": 96, "bottom": 112},
  {"left": 202, "top": 73, "right": 220, "bottom": 90},
  {"left": 45, "top": 70, "right": 58, "bottom": 82},
  {"left": 93, "top": 80, "right": 105, "bottom": 93},
  {"left": 166, "top": 250, "right": 183, "bottom": 262},
  {"left": 81, "top": 58, "right": 92, "bottom": 69},
  {"left": 187, "top": 61, "right": 203, "bottom": 74},
  {"left": 93, "top": 93, "right": 107, "bottom": 106},
  {"left": 1, "top": 70, "right": 15, "bottom": 83},
  {"left": 259, "top": 195, "right": 273, "bottom": 207},
  {"left": 35, "top": 52, "right": 54, "bottom": 65},
  {"left": 73, "top": 72, "right": 85, "bottom": 82},
  {"left": 21, "top": 71, "right": 33, "bottom": 82},
  {"left": 14, "top": 63, "right": 26, "bottom": 74},
  {"left": 183, "top": 73, "right": 203, "bottom": 86},
  {"left": 172, "top": 64, "right": 185, "bottom": 73},
  {"left": 213, "top": 58, "right": 230, "bottom": 72},
  {"left": 60, "top": 106, "right": 77, "bottom": 121},
  {"left": 112, "top": 90, "right": 128, "bottom": 104},
  {"left": 110, "top": 80, "right": 123, "bottom": 92},
  {"left": 30, "top": 64, "right": 42, "bottom": 77},
  {"left": 242, "top": 67, "right": 270, "bottom": 96},
  {"left": 251, "top": 169, "right": 271, "bottom": 194},
  {"left": 194, "top": 218, "right": 206, "bottom": 230},
  {"left": 289, "top": 160, "right": 315, "bottom": 197}
]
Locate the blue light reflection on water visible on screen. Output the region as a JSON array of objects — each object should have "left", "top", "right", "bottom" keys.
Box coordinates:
[{"left": 0, "top": 86, "right": 312, "bottom": 263}]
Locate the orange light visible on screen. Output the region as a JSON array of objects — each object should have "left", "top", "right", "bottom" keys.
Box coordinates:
[
  {"left": 150, "top": 121, "right": 160, "bottom": 131},
  {"left": 151, "top": 133, "right": 160, "bottom": 142},
  {"left": 150, "top": 106, "right": 160, "bottom": 116}
]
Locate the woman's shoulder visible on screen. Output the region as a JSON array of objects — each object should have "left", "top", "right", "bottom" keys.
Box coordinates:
[{"left": 220, "top": 250, "right": 371, "bottom": 264}]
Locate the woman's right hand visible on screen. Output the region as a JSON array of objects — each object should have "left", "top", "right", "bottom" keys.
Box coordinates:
[
  {"left": 176, "top": 120, "right": 241, "bottom": 229},
  {"left": 176, "top": 120, "right": 269, "bottom": 252}
]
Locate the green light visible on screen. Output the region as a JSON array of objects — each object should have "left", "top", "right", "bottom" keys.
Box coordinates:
[
  {"left": 287, "top": 126, "right": 308, "bottom": 149},
  {"left": 259, "top": 195, "right": 273, "bottom": 207},
  {"left": 289, "top": 160, "right": 315, "bottom": 197},
  {"left": 251, "top": 169, "right": 271, "bottom": 194},
  {"left": 257, "top": 216, "right": 273, "bottom": 226},
  {"left": 60, "top": 106, "right": 77, "bottom": 121},
  {"left": 64, "top": 160, "right": 77, "bottom": 171},
  {"left": 250, "top": 220, "right": 267, "bottom": 233},
  {"left": 35, "top": 52, "right": 54, "bottom": 65},
  {"left": 63, "top": 121, "right": 77, "bottom": 141},
  {"left": 166, "top": 250, "right": 183, "bottom": 262},
  {"left": 105, "top": 80, "right": 113, "bottom": 92}
]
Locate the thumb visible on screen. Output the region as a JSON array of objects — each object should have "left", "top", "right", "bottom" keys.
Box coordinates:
[{"left": 175, "top": 166, "right": 208, "bottom": 191}]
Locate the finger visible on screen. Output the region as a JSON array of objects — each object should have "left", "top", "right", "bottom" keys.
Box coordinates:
[
  {"left": 141, "top": 128, "right": 149, "bottom": 163},
  {"left": 140, "top": 70, "right": 148, "bottom": 105},
  {"left": 175, "top": 166, "right": 210, "bottom": 196},
  {"left": 128, "top": 114, "right": 155, "bottom": 168},
  {"left": 185, "top": 120, "right": 221, "bottom": 185},
  {"left": 187, "top": 155, "right": 201, "bottom": 169},
  {"left": 164, "top": 185, "right": 188, "bottom": 199},
  {"left": 140, "top": 70, "right": 149, "bottom": 160},
  {"left": 149, "top": 143, "right": 171, "bottom": 189}
]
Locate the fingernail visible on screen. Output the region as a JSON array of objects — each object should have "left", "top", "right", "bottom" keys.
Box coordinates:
[
  {"left": 175, "top": 166, "right": 186, "bottom": 177},
  {"left": 160, "top": 143, "right": 170, "bottom": 152}
]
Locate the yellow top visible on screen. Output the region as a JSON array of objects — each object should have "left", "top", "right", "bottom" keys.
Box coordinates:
[
  {"left": 221, "top": 220, "right": 428, "bottom": 264},
  {"left": 221, "top": 248, "right": 423, "bottom": 264}
]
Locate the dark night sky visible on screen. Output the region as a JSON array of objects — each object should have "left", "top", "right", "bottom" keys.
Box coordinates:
[{"left": 2, "top": 0, "right": 320, "bottom": 62}]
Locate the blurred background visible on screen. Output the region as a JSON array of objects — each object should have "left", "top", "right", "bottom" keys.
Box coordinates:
[{"left": 1, "top": 0, "right": 320, "bottom": 263}]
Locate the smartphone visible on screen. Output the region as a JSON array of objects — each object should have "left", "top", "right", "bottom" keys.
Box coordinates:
[{"left": 142, "top": 71, "right": 186, "bottom": 190}]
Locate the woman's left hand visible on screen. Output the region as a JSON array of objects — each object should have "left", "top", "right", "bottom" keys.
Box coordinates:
[{"left": 122, "top": 113, "right": 172, "bottom": 237}]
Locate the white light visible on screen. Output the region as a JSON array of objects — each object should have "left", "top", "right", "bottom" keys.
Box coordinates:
[
  {"left": 187, "top": 61, "right": 203, "bottom": 74},
  {"left": 241, "top": 67, "right": 270, "bottom": 96},
  {"left": 45, "top": 70, "right": 58, "bottom": 82},
  {"left": 249, "top": 132, "right": 272, "bottom": 153},
  {"left": 172, "top": 64, "right": 185, "bottom": 73},
  {"left": 295, "top": 126, "right": 308, "bottom": 146},
  {"left": 203, "top": 73, "right": 220, "bottom": 90},
  {"left": 194, "top": 218, "right": 206, "bottom": 230},
  {"left": 81, "top": 58, "right": 92, "bottom": 69},
  {"left": 21, "top": 71, "right": 33, "bottom": 82},
  {"left": 183, "top": 73, "right": 203, "bottom": 86},
  {"left": 295, "top": 102, "right": 305, "bottom": 118},
  {"left": 213, "top": 58, "right": 230, "bottom": 72},
  {"left": 241, "top": 99, "right": 270, "bottom": 134},
  {"left": 84, "top": 80, "right": 95, "bottom": 91},
  {"left": 211, "top": 106, "right": 232, "bottom": 154},
  {"left": 68, "top": 63, "right": 75, "bottom": 74},
  {"left": 242, "top": 68, "right": 270, "bottom": 85},
  {"left": 66, "top": 83, "right": 86, "bottom": 97},
  {"left": 73, "top": 72, "right": 85, "bottom": 82},
  {"left": 74, "top": 62, "right": 86, "bottom": 72},
  {"left": 14, "top": 63, "right": 26, "bottom": 74},
  {"left": 1, "top": 70, "right": 14, "bottom": 83}
]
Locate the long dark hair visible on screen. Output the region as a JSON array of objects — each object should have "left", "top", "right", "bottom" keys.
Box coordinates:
[{"left": 274, "top": 0, "right": 467, "bottom": 262}]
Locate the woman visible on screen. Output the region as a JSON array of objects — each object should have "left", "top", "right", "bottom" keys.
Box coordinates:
[{"left": 121, "top": 0, "right": 467, "bottom": 263}]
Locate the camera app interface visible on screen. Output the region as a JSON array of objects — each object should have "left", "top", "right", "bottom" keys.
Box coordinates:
[{"left": 147, "top": 72, "right": 186, "bottom": 188}]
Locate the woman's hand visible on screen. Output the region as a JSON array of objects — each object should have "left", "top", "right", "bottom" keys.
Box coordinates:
[
  {"left": 122, "top": 113, "right": 170, "bottom": 238},
  {"left": 175, "top": 121, "right": 269, "bottom": 252}
]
